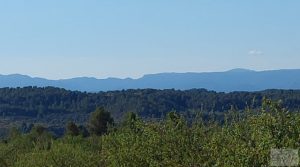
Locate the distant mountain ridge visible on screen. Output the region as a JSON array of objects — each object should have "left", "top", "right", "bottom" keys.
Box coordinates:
[{"left": 1, "top": 69, "right": 300, "bottom": 92}]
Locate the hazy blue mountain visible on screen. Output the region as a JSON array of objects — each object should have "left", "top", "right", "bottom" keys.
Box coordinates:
[{"left": 1, "top": 69, "right": 300, "bottom": 92}]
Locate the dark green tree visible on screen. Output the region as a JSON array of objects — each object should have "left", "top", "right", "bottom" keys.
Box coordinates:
[
  {"left": 78, "top": 125, "right": 90, "bottom": 137},
  {"left": 29, "top": 125, "right": 53, "bottom": 150},
  {"left": 123, "top": 112, "right": 137, "bottom": 126},
  {"left": 65, "top": 121, "right": 80, "bottom": 136},
  {"left": 88, "top": 107, "right": 114, "bottom": 136},
  {"left": 121, "top": 112, "right": 141, "bottom": 133},
  {"left": 167, "top": 111, "right": 182, "bottom": 127}
]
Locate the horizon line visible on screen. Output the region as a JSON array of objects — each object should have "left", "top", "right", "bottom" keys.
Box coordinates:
[{"left": 1, "top": 68, "right": 300, "bottom": 81}]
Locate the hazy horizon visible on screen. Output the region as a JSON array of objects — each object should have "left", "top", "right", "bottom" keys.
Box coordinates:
[{"left": 1, "top": 68, "right": 299, "bottom": 80}]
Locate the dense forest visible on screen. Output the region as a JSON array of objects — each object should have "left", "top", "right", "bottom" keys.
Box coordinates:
[
  {"left": 1, "top": 86, "right": 300, "bottom": 137},
  {"left": 1, "top": 86, "right": 300, "bottom": 118},
  {"left": 1, "top": 99, "right": 300, "bottom": 166}
]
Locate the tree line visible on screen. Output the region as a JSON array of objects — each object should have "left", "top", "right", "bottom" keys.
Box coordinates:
[{"left": 1, "top": 86, "right": 300, "bottom": 119}]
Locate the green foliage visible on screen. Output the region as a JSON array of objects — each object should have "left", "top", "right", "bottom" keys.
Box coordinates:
[
  {"left": 121, "top": 112, "right": 139, "bottom": 131},
  {"left": 8, "top": 127, "right": 21, "bottom": 140},
  {"left": 14, "top": 140, "right": 103, "bottom": 167},
  {"left": 28, "top": 125, "right": 53, "bottom": 151},
  {"left": 78, "top": 125, "right": 90, "bottom": 138},
  {"left": 66, "top": 121, "right": 80, "bottom": 136},
  {"left": 1, "top": 99, "right": 300, "bottom": 166},
  {"left": 1, "top": 87, "right": 300, "bottom": 120},
  {"left": 88, "top": 107, "right": 114, "bottom": 136},
  {"left": 2, "top": 87, "right": 300, "bottom": 138}
]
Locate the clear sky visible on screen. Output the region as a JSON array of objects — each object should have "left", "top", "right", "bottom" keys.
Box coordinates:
[{"left": 0, "top": 0, "right": 299, "bottom": 79}]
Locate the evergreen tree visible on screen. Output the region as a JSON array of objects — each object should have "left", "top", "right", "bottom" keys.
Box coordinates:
[
  {"left": 88, "top": 107, "right": 114, "bottom": 136},
  {"left": 65, "top": 121, "right": 79, "bottom": 136}
]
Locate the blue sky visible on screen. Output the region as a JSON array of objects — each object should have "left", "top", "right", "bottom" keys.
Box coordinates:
[{"left": 0, "top": 0, "right": 299, "bottom": 79}]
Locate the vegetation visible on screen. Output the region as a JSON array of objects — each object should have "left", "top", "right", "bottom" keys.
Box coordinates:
[
  {"left": 1, "top": 87, "right": 300, "bottom": 119},
  {"left": 1, "top": 99, "right": 300, "bottom": 166},
  {"left": 88, "top": 107, "right": 114, "bottom": 136},
  {"left": 2, "top": 86, "right": 300, "bottom": 137},
  {"left": 65, "top": 121, "right": 80, "bottom": 137}
]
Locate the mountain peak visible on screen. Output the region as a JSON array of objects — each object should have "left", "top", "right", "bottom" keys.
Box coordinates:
[{"left": 2, "top": 74, "right": 32, "bottom": 79}]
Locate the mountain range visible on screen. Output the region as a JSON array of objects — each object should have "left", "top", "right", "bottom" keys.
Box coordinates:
[{"left": 1, "top": 68, "right": 300, "bottom": 92}]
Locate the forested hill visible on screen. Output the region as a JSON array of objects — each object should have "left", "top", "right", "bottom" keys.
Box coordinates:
[{"left": 1, "top": 87, "right": 300, "bottom": 119}]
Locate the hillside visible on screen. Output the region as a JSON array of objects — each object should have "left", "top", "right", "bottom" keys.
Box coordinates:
[
  {"left": 1, "top": 86, "right": 300, "bottom": 119},
  {"left": 1, "top": 86, "right": 300, "bottom": 137}
]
